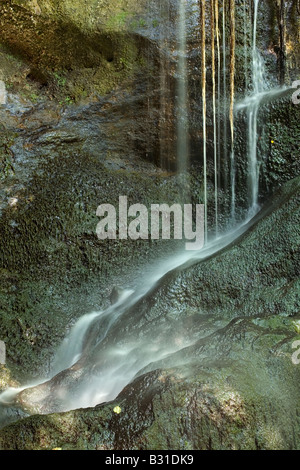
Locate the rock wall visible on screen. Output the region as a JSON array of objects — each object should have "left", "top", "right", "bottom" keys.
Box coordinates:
[{"left": 0, "top": 0, "right": 299, "bottom": 448}]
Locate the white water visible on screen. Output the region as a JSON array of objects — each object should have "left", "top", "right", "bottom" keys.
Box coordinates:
[
  {"left": 243, "top": 0, "right": 249, "bottom": 92},
  {"left": 211, "top": 0, "right": 218, "bottom": 235},
  {"left": 0, "top": 81, "right": 7, "bottom": 105},
  {"left": 53, "top": 220, "right": 256, "bottom": 411},
  {"left": 247, "top": 0, "right": 265, "bottom": 213},
  {"left": 177, "top": 0, "right": 188, "bottom": 174},
  {"left": 201, "top": 0, "right": 208, "bottom": 243},
  {"left": 0, "top": 0, "right": 288, "bottom": 415},
  {"left": 222, "top": 0, "right": 228, "bottom": 192},
  {"left": 234, "top": 0, "right": 291, "bottom": 218}
]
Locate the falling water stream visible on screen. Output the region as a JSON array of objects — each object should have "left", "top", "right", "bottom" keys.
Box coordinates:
[
  {"left": 177, "top": 0, "right": 189, "bottom": 174},
  {"left": 0, "top": 213, "right": 258, "bottom": 413},
  {"left": 0, "top": 0, "right": 294, "bottom": 417},
  {"left": 229, "top": 0, "right": 236, "bottom": 222},
  {"left": 236, "top": 0, "right": 291, "bottom": 216}
]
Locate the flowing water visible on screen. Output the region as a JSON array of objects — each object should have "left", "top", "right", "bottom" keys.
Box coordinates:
[
  {"left": 222, "top": 0, "right": 228, "bottom": 192},
  {"left": 236, "top": 0, "right": 290, "bottom": 216},
  {"left": 0, "top": 0, "right": 293, "bottom": 417},
  {"left": 229, "top": 0, "right": 236, "bottom": 222}
]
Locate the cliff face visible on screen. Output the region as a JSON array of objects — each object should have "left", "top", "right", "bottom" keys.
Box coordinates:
[
  {"left": 0, "top": 175, "right": 300, "bottom": 450},
  {"left": 0, "top": 0, "right": 299, "bottom": 177},
  {"left": 0, "top": 0, "right": 299, "bottom": 449}
]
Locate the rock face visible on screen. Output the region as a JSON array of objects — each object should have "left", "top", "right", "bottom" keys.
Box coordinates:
[{"left": 0, "top": 0, "right": 299, "bottom": 450}]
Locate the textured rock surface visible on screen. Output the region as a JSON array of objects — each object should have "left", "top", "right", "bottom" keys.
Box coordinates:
[
  {"left": 0, "top": 0, "right": 299, "bottom": 450},
  {"left": 0, "top": 176, "right": 297, "bottom": 449}
]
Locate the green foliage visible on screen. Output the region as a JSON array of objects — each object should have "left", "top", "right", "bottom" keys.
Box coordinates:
[{"left": 53, "top": 72, "right": 67, "bottom": 88}]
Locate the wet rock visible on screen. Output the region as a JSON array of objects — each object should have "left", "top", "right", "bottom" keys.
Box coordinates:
[
  {"left": 0, "top": 0, "right": 299, "bottom": 451},
  {"left": 1, "top": 352, "right": 300, "bottom": 450},
  {"left": 110, "top": 287, "right": 126, "bottom": 305},
  {"left": 11, "top": 176, "right": 300, "bottom": 426}
]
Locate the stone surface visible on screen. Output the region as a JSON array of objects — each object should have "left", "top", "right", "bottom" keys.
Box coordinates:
[
  {"left": 0, "top": 0, "right": 299, "bottom": 450},
  {"left": 0, "top": 176, "right": 296, "bottom": 450}
]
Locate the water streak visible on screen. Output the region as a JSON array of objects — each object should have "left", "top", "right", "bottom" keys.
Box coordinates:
[
  {"left": 0, "top": 0, "right": 290, "bottom": 417},
  {"left": 222, "top": 0, "right": 228, "bottom": 193},
  {"left": 248, "top": 0, "right": 265, "bottom": 214},
  {"left": 177, "top": 0, "right": 189, "bottom": 174},
  {"left": 229, "top": 0, "right": 236, "bottom": 222},
  {"left": 0, "top": 212, "right": 258, "bottom": 413},
  {"left": 201, "top": 0, "right": 207, "bottom": 242},
  {"left": 211, "top": 0, "right": 218, "bottom": 235},
  {"left": 215, "top": 0, "right": 221, "bottom": 234}
]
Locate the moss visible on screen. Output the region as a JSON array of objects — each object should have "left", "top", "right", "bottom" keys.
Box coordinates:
[
  {"left": 1, "top": 355, "right": 300, "bottom": 450},
  {"left": 0, "top": 0, "right": 154, "bottom": 103},
  {"left": 0, "top": 365, "right": 19, "bottom": 391}
]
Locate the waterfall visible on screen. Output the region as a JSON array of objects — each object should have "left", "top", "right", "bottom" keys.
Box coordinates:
[
  {"left": 248, "top": 0, "right": 265, "bottom": 214},
  {"left": 177, "top": 0, "right": 189, "bottom": 174},
  {"left": 0, "top": 214, "right": 258, "bottom": 413},
  {"left": 229, "top": 0, "right": 236, "bottom": 222},
  {"left": 222, "top": 0, "right": 228, "bottom": 193},
  {"left": 235, "top": 0, "right": 291, "bottom": 216},
  {"left": 243, "top": 0, "right": 249, "bottom": 91},
  {"left": 0, "top": 0, "right": 293, "bottom": 418},
  {"left": 211, "top": 0, "right": 218, "bottom": 235},
  {"left": 50, "top": 311, "right": 102, "bottom": 375},
  {"left": 215, "top": 0, "right": 221, "bottom": 235},
  {"left": 201, "top": 0, "right": 207, "bottom": 243}
]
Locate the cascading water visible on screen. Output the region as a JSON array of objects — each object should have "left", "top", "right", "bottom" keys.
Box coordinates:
[
  {"left": 215, "top": 0, "right": 221, "bottom": 235},
  {"left": 247, "top": 0, "right": 265, "bottom": 214},
  {"left": 211, "top": 0, "right": 217, "bottom": 234},
  {"left": 177, "top": 0, "right": 189, "bottom": 174},
  {"left": 0, "top": 0, "right": 294, "bottom": 418},
  {"left": 0, "top": 214, "right": 259, "bottom": 413},
  {"left": 222, "top": 0, "right": 228, "bottom": 193},
  {"left": 236, "top": 0, "right": 292, "bottom": 217},
  {"left": 201, "top": 0, "right": 208, "bottom": 242}
]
